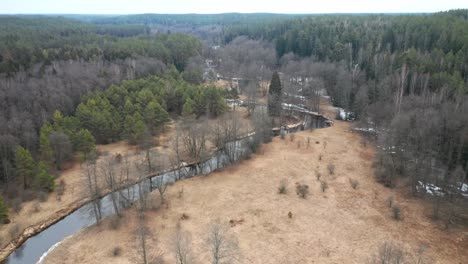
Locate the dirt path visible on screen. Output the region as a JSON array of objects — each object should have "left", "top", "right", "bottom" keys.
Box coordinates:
[{"left": 43, "top": 121, "right": 468, "bottom": 264}]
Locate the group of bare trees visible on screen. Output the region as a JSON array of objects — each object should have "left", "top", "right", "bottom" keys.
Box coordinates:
[{"left": 214, "top": 37, "right": 276, "bottom": 92}]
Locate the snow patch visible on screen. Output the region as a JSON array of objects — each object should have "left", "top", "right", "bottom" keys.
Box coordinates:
[{"left": 37, "top": 237, "right": 68, "bottom": 264}]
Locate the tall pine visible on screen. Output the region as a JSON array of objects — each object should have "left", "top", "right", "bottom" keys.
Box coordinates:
[
  {"left": 15, "top": 146, "right": 35, "bottom": 189},
  {"left": 268, "top": 72, "right": 282, "bottom": 117}
]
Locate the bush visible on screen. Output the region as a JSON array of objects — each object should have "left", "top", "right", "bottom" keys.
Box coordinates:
[
  {"left": 320, "top": 181, "right": 328, "bottom": 192},
  {"left": 297, "top": 141, "right": 301, "bottom": 148},
  {"left": 392, "top": 205, "right": 401, "bottom": 220},
  {"left": 372, "top": 241, "right": 404, "bottom": 264},
  {"left": 21, "top": 189, "right": 36, "bottom": 202},
  {"left": 12, "top": 198, "right": 22, "bottom": 213},
  {"left": 9, "top": 223, "right": 20, "bottom": 238},
  {"left": 289, "top": 134, "right": 295, "bottom": 142},
  {"left": 278, "top": 179, "right": 288, "bottom": 194},
  {"left": 315, "top": 171, "right": 321, "bottom": 181},
  {"left": 112, "top": 246, "right": 122, "bottom": 257},
  {"left": 349, "top": 179, "right": 359, "bottom": 189},
  {"left": 319, "top": 154, "right": 323, "bottom": 161},
  {"left": 327, "top": 164, "right": 335, "bottom": 175},
  {"left": 38, "top": 191, "right": 48, "bottom": 202},
  {"left": 32, "top": 202, "right": 41, "bottom": 213},
  {"left": 386, "top": 195, "right": 394, "bottom": 208},
  {"left": 296, "top": 183, "right": 309, "bottom": 198},
  {"left": 0, "top": 196, "right": 9, "bottom": 224},
  {"left": 280, "top": 133, "right": 286, "bottom": 140},
  {"left": 56, "top": 180, "right": 65, "bottom": 197},
  {"left": 109, "top": 215, "right": 121, "bottom": 230}
]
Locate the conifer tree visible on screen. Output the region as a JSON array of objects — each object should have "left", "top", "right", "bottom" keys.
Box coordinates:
[{"left": 268, "top": 72, "right": 282, "bottom": 117}]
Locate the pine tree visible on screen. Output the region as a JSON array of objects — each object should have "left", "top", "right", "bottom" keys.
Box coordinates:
[
  {"left": 268, "top": 72, "right": 282, "bottom": 117},
  {"left": 34, "top": 161, "right": 55, "bottom": 192},
  {"left": 74, "top": 129, "right": 96, "bottom": 157},
  {"left": 15, "top": 146, "right": 36, "bottom": 189},
  {"left": 182, "top": 98, "right": 195, "bottom": 116},
  {"left": 39, "top": 123, "right": 54, "bottom": 166}
]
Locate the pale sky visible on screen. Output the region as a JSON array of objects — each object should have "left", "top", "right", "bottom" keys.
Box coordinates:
[{"left": 1, "top": 0, "right": 467, "bottom": 14}]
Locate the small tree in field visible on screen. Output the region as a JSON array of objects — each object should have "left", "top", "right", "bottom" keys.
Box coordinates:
[
  {"left": 205, "top": 220, "right": 239, "bottom": 264},
  {"left": 296, "top": 183, "right": 309, "bottom": 198}
]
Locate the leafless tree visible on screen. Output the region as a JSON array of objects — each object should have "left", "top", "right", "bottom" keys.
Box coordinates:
[
  {"left": 172, "top": 225, "right": 193, "bottom": 264},
  {"left": 100, "top": 155, "right": 121, "bottom": 216},
  {"left": 153, "top": 175, "right": 168, "bottom": 204},
  {"left": 212, "top": 113, "right": 241, "bottom": 164},
  {"left": 82, "top": 155, "right": 102, "bottom": 224},
  {"left": 182, "top": 120, "right": 208, "bottom": 162},
  {"left": 205, "top": 220, "right": 239, "bottom": 264}
]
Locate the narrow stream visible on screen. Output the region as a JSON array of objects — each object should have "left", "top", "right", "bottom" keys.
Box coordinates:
[{"left": 5, "top": 109, "right": 330, "bottom": 264}]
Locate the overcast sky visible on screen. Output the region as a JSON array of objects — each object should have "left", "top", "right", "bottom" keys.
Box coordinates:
[{"left": 2, "top": 0, "right": 468, "bottom": 14}]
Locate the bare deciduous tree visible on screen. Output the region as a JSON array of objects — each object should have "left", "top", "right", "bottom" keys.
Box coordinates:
[
  {"left": 82, "top": 155, "right": 102, "bottom": 224},
  {"left": 100, "top": 155, "right": 121, "bottom": 216},
  {"left": 205, "top": 220, "right": 239, "bottom": 264},
  {"left": 172, "top": 225, "right": 193, "bottom": 264}
]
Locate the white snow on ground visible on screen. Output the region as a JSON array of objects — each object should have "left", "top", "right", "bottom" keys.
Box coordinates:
[
  {"left": 353, "top": 127, "right": 376, "bottom": 133},
  {"left": 417, "top": 181, "right": 468, "bottom": 198},
  {"left": 418, "top": 181, "right": 445, "bottom": 196},
  {"left": 37, "top": 236, "right": 69, "bottom": 264}
]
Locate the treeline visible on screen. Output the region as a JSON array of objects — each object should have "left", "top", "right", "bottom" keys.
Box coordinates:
[
  {"left": 91, "top": 13, "right": 302, "bottom": 26},
  {"left": 225, "top": 11, "right": 468, "bottom": 89},
  {"left": 0, "top": 16, "right": 201, "bottom": 75}
]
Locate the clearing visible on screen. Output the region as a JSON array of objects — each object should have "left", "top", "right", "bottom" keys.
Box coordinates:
[{"left": 43, "top": 120, "right": 468, "bottom": 263}]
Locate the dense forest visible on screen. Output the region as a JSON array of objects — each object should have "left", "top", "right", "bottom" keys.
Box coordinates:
[
  {"left": 219, "top": 10, "right": 468, "bottom": 217},
  {"left": 1, "top": 10, "right": 468, "bottom": 225}
]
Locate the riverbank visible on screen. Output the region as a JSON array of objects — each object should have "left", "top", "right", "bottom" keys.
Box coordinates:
[
  {"left": 0, "top": 108, "right": 255, "bottom": 261},
  {"left": 44, "top": 121, "right": 468, "bottom": 263}
]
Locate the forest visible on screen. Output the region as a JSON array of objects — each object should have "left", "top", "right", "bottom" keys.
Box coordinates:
[{"left": 1, "top": 10, "right": 468, "bottom": 238}]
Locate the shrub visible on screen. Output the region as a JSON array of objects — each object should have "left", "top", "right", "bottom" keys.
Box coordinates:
[
  {"left": 9, "top": 223, "right": 20, "bottom": 238},
  {"left": 386, "top": 195, "right": 394, "bottom": 208},
  {"left": 319, "top": 154, "right": 323, "bottom": 161},
  {"left": 112, "top": 246, "right": 122, "bottom": 257},
  {"left": 243, "top": 148, "right": 252, "bottom": 160},
  {"left": 296, "top": 183, "right": 309, "bottom": 198},
  {"left": 327, "top": 164, "right": 335, "bottom": 175},
  {"left": 12, "top": 198, "right": 22, "bottom": 213},
  {"left": 315, "top": 171, "right": 321, "bottom": 181},
  {"left": 297, "top": 141, "right": 301, "bottom": 148},
  {"left": 0, "top": 196, "right": 9, "bottom": 224},
  {"left": 289, "top": 134, "right": 295, "bottom": 142},
  {"left": 38, "top": 191, "right": 48, "bottom": 202},
  {"left": 56, "top": 180, "right": 65, "bottom": 196},
  {"left": 32, "top": 202, "right": 41, "bottom": 213},
  {"left": 307, "top": 137, "right": 311, "bottom": 148},
  {"left": 392, "top": 205, "right": 401, "bottom": 220},
  {"left": 109, "top": 215, "right": 121, "bottom": 230},
  {"left": 320, "top": 181, "right": 329, "bottom": 192},
  {"left": 21, "top": 189, "right": 36, "bottom": 202},
  {"left": 349, "top": 179, "right": 359, "bottom": 189},
  {"left": 280, "top": 133, "right": 286, "bottom": 140},
  {"left": 372, "top": 241, "right": 404, "bottom": 264},
  {"left": 278, "top": 179, "right": 288, "bottom": 194}
]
